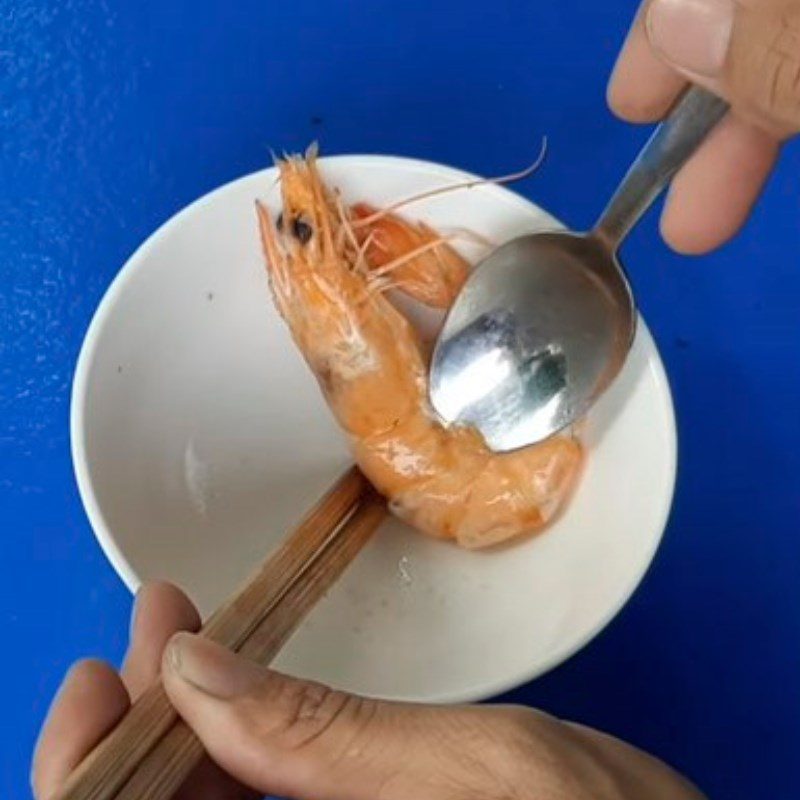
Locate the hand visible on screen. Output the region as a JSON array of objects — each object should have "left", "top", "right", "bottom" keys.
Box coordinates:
[
  {"left": 609, "top": 0, "right": 800, "bottom": 253},
  {"left": 33, "top": 583, "right": 706, "bottom": 800}
]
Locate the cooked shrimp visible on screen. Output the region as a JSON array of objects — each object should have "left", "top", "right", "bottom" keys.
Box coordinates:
[
  {"left": 257, "top": 150, "right": 582, "bottom": 549},
  {"left": 350, "top": 202, "right": 470, "bottom": 308}
]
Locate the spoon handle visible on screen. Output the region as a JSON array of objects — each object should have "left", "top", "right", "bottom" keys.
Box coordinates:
[{"left": 593, "top": 86, "right": 729, "bottom": 249}]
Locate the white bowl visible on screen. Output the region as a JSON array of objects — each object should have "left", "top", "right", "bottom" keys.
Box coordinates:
[{"left": 71, "top": 155, "right": 676, "bottom": 703}]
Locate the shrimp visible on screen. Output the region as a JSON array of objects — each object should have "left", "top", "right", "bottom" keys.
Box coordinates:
[
  {"left": 256, "top": 150, "right": 582, "bottom": 549},
  {"left": 350, "top": 202, "right": 470, "bottom": 308}
]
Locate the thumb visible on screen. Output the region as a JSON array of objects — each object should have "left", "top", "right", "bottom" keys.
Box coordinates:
[
  {"left": 645, "top": 0, "right": 800, "bottom": 135},
  {"left": 161, "top": 633, "right": 514, "bottom": 800}
]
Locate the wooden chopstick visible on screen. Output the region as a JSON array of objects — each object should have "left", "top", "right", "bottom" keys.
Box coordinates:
[
  {"left": 117, "top": 492, "right": 386, "bottom": 800},
  {"left": 55, "top": 467, "right": 385, "bottom": 800}
]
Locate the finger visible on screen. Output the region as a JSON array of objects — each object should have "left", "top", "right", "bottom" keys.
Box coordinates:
[
  {"left": 32, "top": 660, "right": 130, "bottom": 800},
  {"left": 645, "top": 0, "right": 800, "bottom": 136},
  {"left": 121, "top": 581, "right": 201, "bottom": 700},
  {"left": 162, "top": 633, "right": 517, "bottom": 800},
  {"left": 163, "top": 634, "right": 388, "bottom": 800},
  {"left": 566, "top": 722, "right": 708, "bottom": 799},
  {"left": 661, "top": 113, "right": 779, "bottom": 252},
  {"left": 608, "top": 1, "right": 687, "bottom": 122}
]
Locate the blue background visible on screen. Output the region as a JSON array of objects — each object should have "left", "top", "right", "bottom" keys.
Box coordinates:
[{"left": 2, "top": 1, "right": 799, "bottom": 797}]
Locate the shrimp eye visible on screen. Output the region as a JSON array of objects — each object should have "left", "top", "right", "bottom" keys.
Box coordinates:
[
  {"left": 292, "top": 217, "right": 313, "bottom": 244},
  {"left": 276, "top": 212, "right": 284, "bottom": 231}
]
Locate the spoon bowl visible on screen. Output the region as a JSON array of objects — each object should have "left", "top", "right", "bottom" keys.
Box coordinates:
[
  {"left": 430, "top": 231, "right": 634, "bottom": 452},
  {"left": 430, "top": 86, "right": 729, "bottom": 451}
]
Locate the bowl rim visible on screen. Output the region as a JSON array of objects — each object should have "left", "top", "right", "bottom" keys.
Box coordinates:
[{"left": 70, "top": 154, "right": 677, "bottom": 702}]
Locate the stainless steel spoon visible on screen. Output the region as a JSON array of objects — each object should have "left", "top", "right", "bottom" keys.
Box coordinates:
[{"left": 429, "top": 86, "right": 728, "bottom": 452}]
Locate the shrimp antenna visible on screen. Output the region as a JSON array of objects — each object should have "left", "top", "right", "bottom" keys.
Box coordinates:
[
  {"left": 333, "top": 192, "right": 369, "bottom": 271},
  {"left": 370, "top": 235, "right": 459, "bottom": 279},
  {"left": 352, "top": 137, "right": 549, "bottom": 227},
  {"left": 438, "top": 227, "right": 495, "bottom": 249}
]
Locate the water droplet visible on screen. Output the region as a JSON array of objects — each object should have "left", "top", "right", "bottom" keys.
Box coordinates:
[
  {"left": 397, "top": 556, "right": 412, "bottom": 587},
  {"left": 184, "top": 440, "right": 211, "bottom": 516}
]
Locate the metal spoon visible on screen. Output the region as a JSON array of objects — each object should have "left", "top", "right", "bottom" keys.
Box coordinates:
[{"left": 429, "top": 86, "right": 728, "bottom": 452}]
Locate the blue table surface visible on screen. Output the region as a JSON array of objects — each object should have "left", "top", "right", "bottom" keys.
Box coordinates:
[{"left": 3, "top": 1, "right": 800, "bottom": 798}]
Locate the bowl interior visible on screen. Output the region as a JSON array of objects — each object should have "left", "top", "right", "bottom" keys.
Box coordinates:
[{"left": 72, "top": 156, "right": 676, "bottom": 702}]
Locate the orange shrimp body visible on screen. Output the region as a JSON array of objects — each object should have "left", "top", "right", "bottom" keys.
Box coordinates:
[{"left": 257, "top": 153, "right": 582, "bottom": 549}]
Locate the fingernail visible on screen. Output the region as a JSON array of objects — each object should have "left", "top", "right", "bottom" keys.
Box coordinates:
[
  {"left": 166, "top": 633, "right": 265, "bottom": 699},
  {"left": 646, "top": 0, "right": 733, "bottom": 77},
  {"left": 129, "top": 586, "right": 148, "bottom": 639}
]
